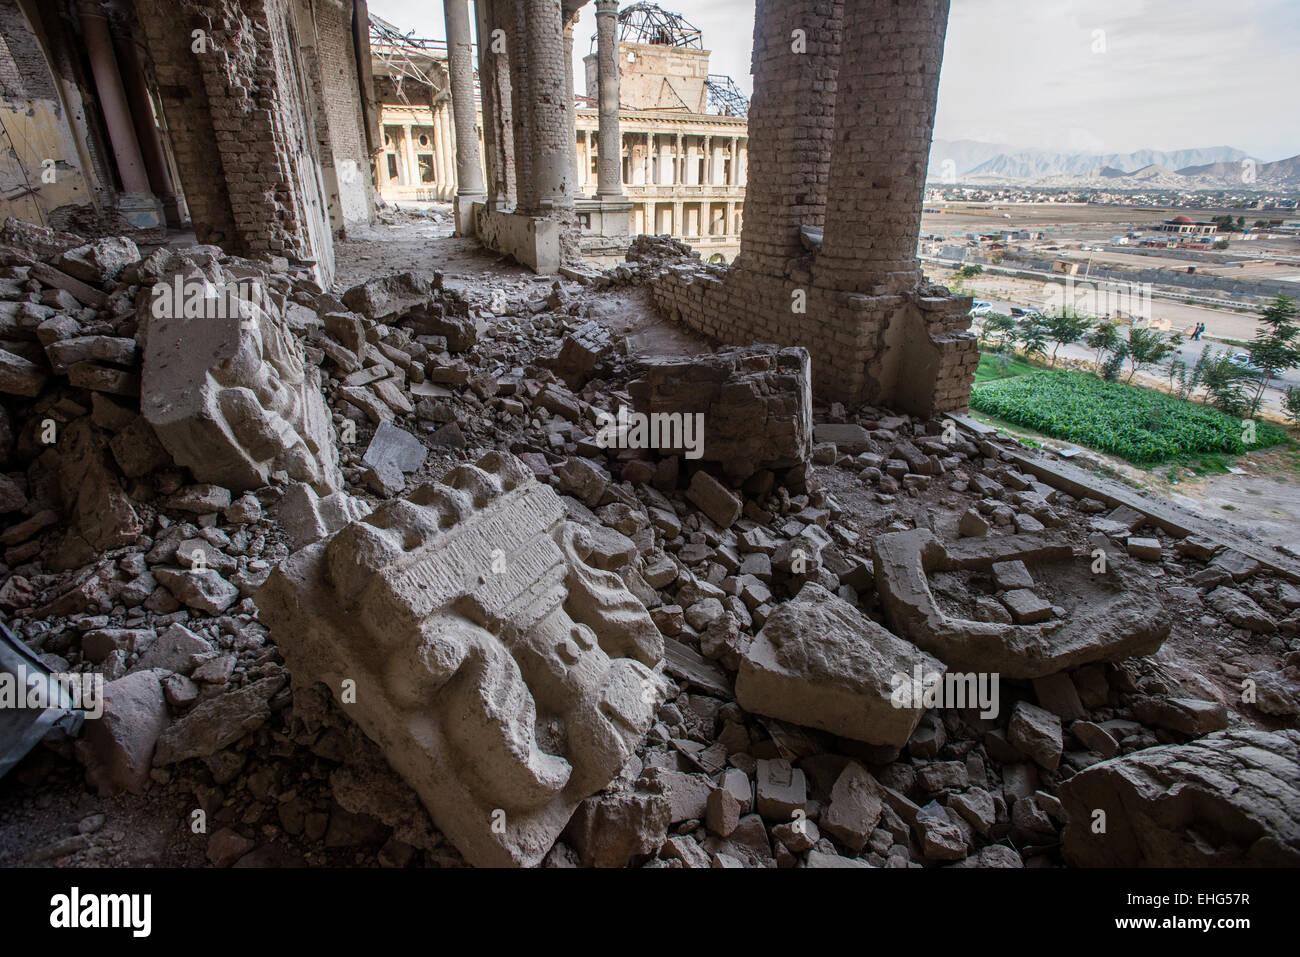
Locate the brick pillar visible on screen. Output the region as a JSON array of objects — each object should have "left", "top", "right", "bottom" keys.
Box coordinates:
[
  {"left": 817, "top": 0, "right": 951, "bottom": 296},
  {"left": 444, "top": 0, "right": 486, "bottom": 232},
  {"left": 594, "top": 0, "right": 623, "bottom": 197},
  {"left": 522, "top": 0, "right": 572, "bottom": 215},
  {"left": 736, "top": 0, "right": 843, "bottom": 277},
  {"left": 507, "top": 1, "right": 536, "bottom": 213}
]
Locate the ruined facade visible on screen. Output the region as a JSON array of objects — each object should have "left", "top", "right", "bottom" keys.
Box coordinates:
[
  {"left": 574, "top": 22, "right": 749, "bottom": 262},
  {"left": 369, "top": 19, "right": 463, "bottom": 207},
  {"left": 371, "top": 5, "right": 749, "bottom": 263}
]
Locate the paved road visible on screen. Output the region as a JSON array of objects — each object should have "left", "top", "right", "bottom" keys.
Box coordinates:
[
  {"left": 954, "top": 270, "right": 1270, "bottom": 345},
  {"left": 976, "top": 295, "right": 1300, "bottom": 398}
]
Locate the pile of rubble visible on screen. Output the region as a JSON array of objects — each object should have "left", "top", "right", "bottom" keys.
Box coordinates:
[{"left": 1, "top": 217, "right": 1298, "bottom": 869}]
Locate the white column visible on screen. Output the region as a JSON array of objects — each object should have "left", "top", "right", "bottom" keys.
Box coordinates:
[{"left": 402, "top": 124, "right": 417, "bottom": 186}]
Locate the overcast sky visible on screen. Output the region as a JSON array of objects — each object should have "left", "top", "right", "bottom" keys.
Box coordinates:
[{"left": 369, "top": 0, "right": 1300, "bottom": 161}]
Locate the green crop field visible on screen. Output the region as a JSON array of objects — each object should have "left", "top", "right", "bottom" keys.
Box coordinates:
[
  {"left": 970, "top": 369, "right": 1288, "bottom": 465},
  {"left": 975, "top": 352, "right": 1040, "bottom": 384}
]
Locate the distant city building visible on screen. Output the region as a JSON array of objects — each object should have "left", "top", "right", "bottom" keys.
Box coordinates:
[
  {"left": 1155, "top": 215, "right": 1218, "bottom": 235},
  {"left": 368, "top": 5, "right": 749, "bottom": 262}
]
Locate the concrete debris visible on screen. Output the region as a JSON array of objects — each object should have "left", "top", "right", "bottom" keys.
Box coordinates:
[
  {"left": 627, "top": 346, "right": 813, "bottom": 479},
  {"left": 736, "top": 582, "right": 942, "bottom": 748},
  {"left": 153, "top": 674, "right": 286, "bottom": 766},
  {"left": 873, "top": 529, "right": 1170, "bottom": 678},
  {"left": 142, "top": 259, "right": 341, "bottom": 495},
  {"left": 75, "top": 670, "right": 168, "bottom": 795}
]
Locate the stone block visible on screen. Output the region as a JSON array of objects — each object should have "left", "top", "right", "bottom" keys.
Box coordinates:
[
  {"left": 736, "top": 582, "right": 942, "bottom": 748},
  {"left": 141, "top": 264, "right": 340, "bottom": 494},
  {"left": 257, "top": 452, "right": 666, "bottom": 867},
  {"left": 1060, "top": 729, "right": 1300, "bottom": 866}
]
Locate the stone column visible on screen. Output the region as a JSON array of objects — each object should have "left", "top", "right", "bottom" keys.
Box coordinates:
[
  {"left": 444, "top": 0, "right": 487, "bottom": 232},
  {"left": 402, "top": 124, "right": 418, "bottom": 188},
  {"left": 644, "top": 132, "right": 653, "bottom": 185},
  {"left": 112, "top": 33, "right": 180, "bottom": 226},
  {"left": 818, "top": 0, "right": 951, "bottom": 295},
  {"left": 729, "top": 136, "right": 739, "bottom": 186},
  {"left": 737, "top": 0, "right": 843, "bottom": 277},
  {"left": 77, "top": 1, "right": 162, "bottom": 226},
  {"left": 594, "top": 0, "right": 623, "bottom": 197},
  {"left": 672, "top": 200, "right": 683, "bottom": 237},
  {"left": 726, "top": 200, "right": 736, "bottom": 237},
  {"left": 563, "top": 15, "right": 579, "bottom": 195},
  {"left": 675, "top": 132, "right": 683, "bottom": 185},
  {"left": 437, "top": 105, "right": 454, "bottom": 198},
  {"left": 702, "top": 135, "right": 712, "bottom": 185}
]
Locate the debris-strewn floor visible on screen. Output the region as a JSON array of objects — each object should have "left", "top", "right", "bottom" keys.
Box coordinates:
[{"left": 0, "top": 218, "right": 1297, "bottom": 869}]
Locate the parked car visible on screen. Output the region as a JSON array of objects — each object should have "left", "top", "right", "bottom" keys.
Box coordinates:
[
  {"left": 1229, "top": 353, "right": 1267, "bottom": 375},
  {"left": 970, "top": 300, "right": 995, "bottom": 318}
]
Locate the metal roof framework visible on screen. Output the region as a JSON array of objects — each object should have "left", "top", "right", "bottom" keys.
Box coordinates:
[
  {"left": 593, "top": 2, "right": 703, "bottom": 50},
  {"left": 589, "top": 4, "right": 750, "bottom": 116},
  {"left": 705, "top": 74, "right": 749, "bottom": 117},
  {"left": 369, "top": 13, "right": 449, "bottom": 105}
]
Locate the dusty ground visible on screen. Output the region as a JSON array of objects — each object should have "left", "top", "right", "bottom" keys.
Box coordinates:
[{"left": 968, "top": 407, "right": 1300, "bottom": 552}]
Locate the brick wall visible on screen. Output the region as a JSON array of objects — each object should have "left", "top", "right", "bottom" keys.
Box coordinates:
[
  {"left": 134, "top": 0, "right": 238, "bottom": 247},
  {"left": 308, "top": 0, "right": 373, "bottom": 228},
  {"left": 134, "top": 0, "right": 337, "bottom": 282}
]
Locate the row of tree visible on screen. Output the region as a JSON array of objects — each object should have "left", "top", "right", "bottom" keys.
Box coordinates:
[{"left": 977, "top": 294, "right": 1300, "bottom": 421}]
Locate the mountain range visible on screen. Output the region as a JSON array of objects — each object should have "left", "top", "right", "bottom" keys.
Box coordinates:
[{"left": 928, "top": 141, "right": 1300, "bottom": 190}]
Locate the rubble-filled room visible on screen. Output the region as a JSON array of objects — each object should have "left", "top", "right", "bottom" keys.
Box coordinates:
[{"left": 0, "top": 0, "right": 1296, "bottom": 892}]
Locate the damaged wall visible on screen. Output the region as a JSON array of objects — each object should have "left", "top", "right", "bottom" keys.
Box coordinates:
[
  {"left": 296, "top": 0, "right": 375, "bottom": 231},
  {"left": 0, "top": 0, "right": 100, "bottom": 228}
]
